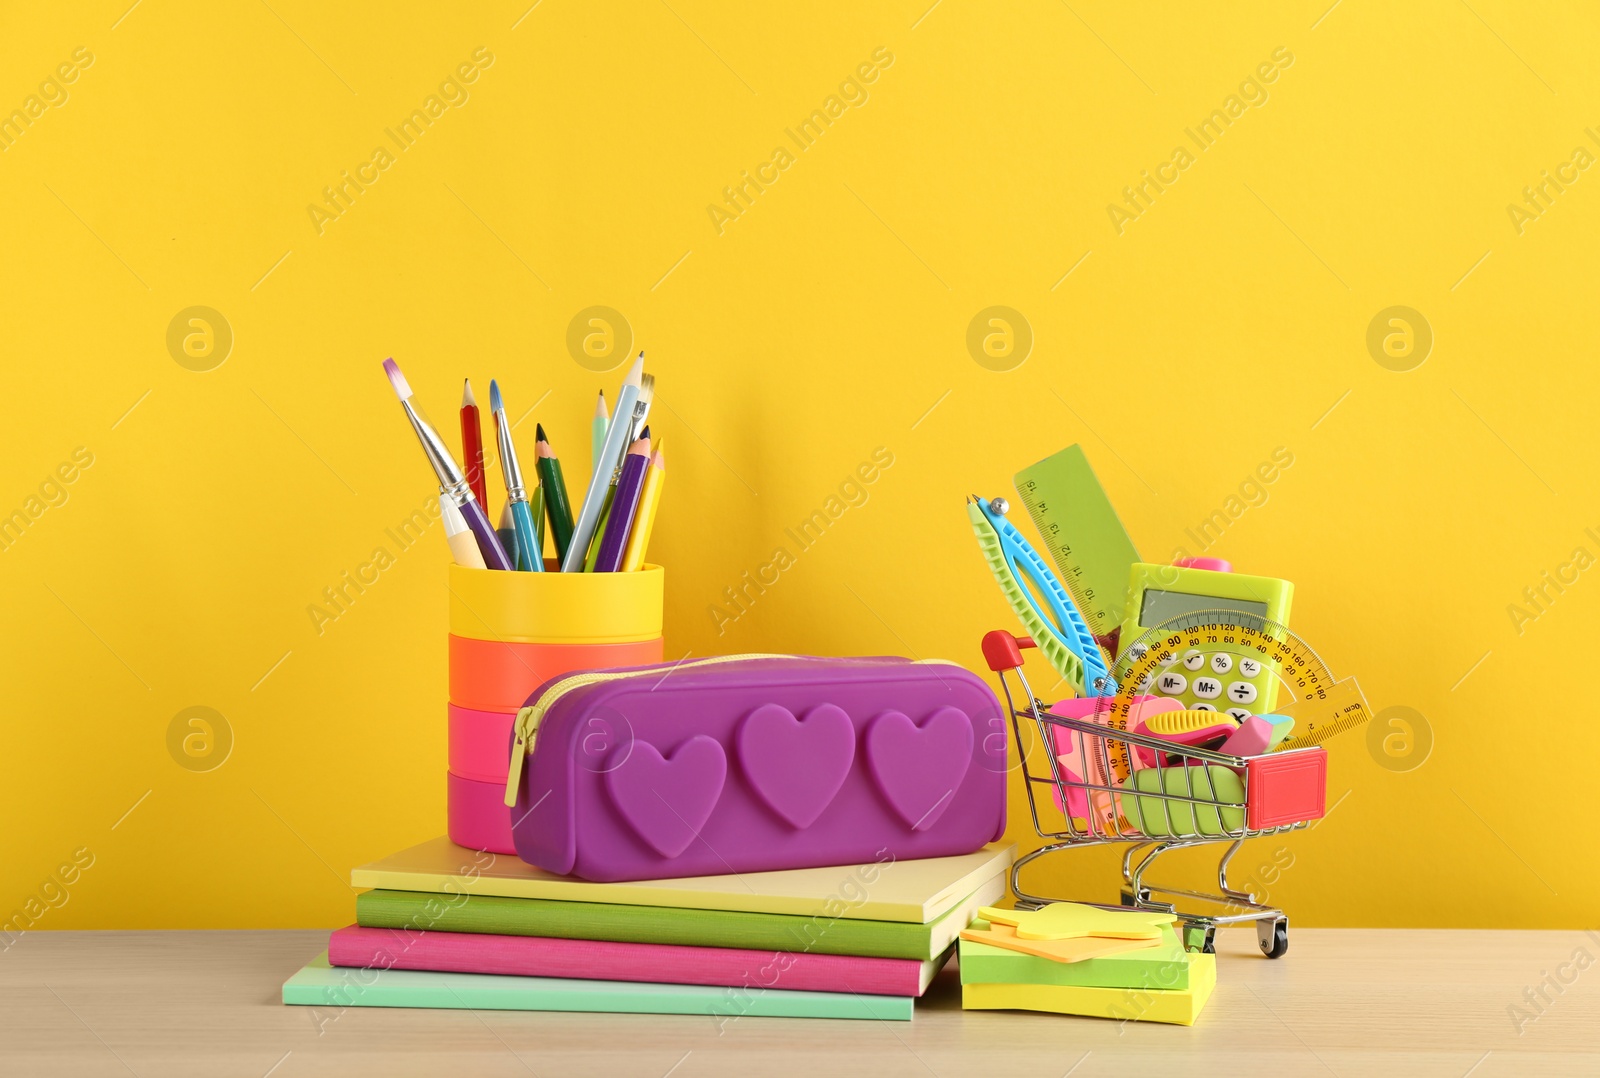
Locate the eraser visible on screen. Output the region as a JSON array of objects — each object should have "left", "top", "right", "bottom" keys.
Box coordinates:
[
  {"left": 1218, "top": 714, "right": 1275, "bottom": 759},
  {"left": 1260, "top": 714, "right": 1295, "bottom": 749}
]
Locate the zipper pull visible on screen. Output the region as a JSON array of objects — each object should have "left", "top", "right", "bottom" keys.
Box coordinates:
[{"left": 502, "top": 705, "right": 539, "bottom": 807}]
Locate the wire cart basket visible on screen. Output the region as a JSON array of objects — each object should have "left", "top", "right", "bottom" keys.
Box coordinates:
[{"left": 982, "top": 629, "right": 1328, "bottom": 958}]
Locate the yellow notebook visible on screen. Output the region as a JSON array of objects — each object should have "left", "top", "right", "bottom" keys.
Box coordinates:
[
  {"left": 351, "top": 837, "right": 1016, "bottom": 924},
  {"left": 960, "top": 951, "right": 1215, "bottom": 1025}
]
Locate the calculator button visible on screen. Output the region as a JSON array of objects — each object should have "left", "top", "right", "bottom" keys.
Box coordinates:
[
  {"left": 1209, "top": 654, "right": 1233, "bottom": 674},
  {"left": 1191, "top": 677, "right": 1222, "bottom": 700},
  {"left": 1155, "top": 672, "right": 1188, "bottom": 695},
  {"left": 1190, "top": 702, "right": 1217, "bottom": 712},
  {"left": 1238, "top": 658, "right": 1262, "bottom": 678},
  {"left": 1182, "top": 650, "right": 1205, "bottom": 671},
  {"left": 1227, "top": 681, "right": 1258, "bottom": 704},
  {"left": 1226, "top": 707, "right": 1253, "bottom": 723},
  {"left": 1135, "top": 673, "right": 1154, "bottom": 692}
]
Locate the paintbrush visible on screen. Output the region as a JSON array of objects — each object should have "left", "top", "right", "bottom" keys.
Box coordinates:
[
  {"left": 442, "top": 499, "right": 487, "bottom": 569},
  {"left": 382, "top": 358, "right": 513, "bottom": 570},
  {"left": 624, "top": 373, "right": 654, "bottom": 445},
  {"left": 563, "top": 353, "right": 643, "bottom": 571},
  {"left": 496, "top": 503, "right": 519, "bottom": 566},
  {"left": 489, "top": 379, "right": 543, "bottom": 572},
  {"left": 581, "top": 371, "right": 656, "bottom": 569}
]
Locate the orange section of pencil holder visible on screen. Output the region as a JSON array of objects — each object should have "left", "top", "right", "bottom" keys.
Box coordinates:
[
  {"left": 448, "top": 563, "right": 664, "bottom": 644},
  {"left": 449, "top": 635, "right": 666, "bottom": 712}
]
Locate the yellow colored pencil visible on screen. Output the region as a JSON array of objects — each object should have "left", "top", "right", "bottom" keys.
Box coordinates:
[{"left": 620, "top": 440, "right": 666, "bottom": 572}]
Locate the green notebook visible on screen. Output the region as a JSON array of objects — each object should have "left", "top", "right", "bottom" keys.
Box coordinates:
[
  {"left": 283, "top": 953, "right": 911, "bottom": 1020},
  {"left": 357, "top": 872, "right": 1004, "bottom": 962},
  {"left": 352, "top": 837, "right": 1015, "bottom": 923},
  {"left": 958, "top": 921, "right": 1191, "bottom": 990}
]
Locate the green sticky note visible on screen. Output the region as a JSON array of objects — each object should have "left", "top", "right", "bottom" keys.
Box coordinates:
[{"left": 1014, "top": 445, "right": 1141, "bottom": 636}]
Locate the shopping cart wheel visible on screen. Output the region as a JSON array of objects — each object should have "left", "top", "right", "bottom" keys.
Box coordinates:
[
  {"left": 1257, "top": 918, "right": 1289, "bottom": 959},
  {"left": 1182, "top": 923, "right": 1216, "bottom": 953}
]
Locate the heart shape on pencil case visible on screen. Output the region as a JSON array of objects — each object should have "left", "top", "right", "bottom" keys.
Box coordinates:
[
  {"left": 604, "top": 736, "right": 727, "bottom": 858},
  {"left": 736, "top": 703, "right": 856, "bottom": 829},
  {"left": 864, "top": 707, "right": 974, "bottom": 831}
]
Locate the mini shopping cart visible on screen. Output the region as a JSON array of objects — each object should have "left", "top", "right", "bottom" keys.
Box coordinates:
[{"left": 982, "top": 629, "right": 1329, "bottom": 959}]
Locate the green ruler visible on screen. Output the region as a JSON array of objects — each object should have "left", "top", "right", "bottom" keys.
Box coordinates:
[{"left": 1013, "top": 444, "right": 1141, "bottom": 638}]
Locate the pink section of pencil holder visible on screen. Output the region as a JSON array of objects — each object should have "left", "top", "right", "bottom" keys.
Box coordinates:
[
  {"left": 447, "top": 771, "right": 517, "bottom": 855},
  {"left": 449, "top": 704, "right": 516, "bottom": 785}
]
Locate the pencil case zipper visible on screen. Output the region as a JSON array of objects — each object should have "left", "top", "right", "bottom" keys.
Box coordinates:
[
  {"left": 502, "top": 654, "right": 784, "bottom": 806},
  {"left": 502, "top": 654, "right": 960, "bottom": 806}
]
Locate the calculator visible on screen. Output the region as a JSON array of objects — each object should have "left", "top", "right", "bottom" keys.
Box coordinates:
[{"left": 1118, "top": 558, "right": 1294, "bottom": 718}]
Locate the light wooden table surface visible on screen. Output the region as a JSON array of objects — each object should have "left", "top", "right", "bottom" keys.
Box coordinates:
[{"left": 2, "top": 929, "right": 1598, "bottom": 1076}]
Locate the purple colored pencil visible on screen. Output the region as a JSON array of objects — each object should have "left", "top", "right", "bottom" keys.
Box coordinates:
[{"left": 592, "top": 433, "right": 652, "bottom": 572}]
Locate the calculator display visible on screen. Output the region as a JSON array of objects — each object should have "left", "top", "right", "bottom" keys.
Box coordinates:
[{"left": 1139, "top": 589, "right": 1269, "bottom": 626}]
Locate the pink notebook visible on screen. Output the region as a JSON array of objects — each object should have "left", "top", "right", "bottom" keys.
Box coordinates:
[{"left": 329, "top": 925, "right": 948, "bottom": 997}]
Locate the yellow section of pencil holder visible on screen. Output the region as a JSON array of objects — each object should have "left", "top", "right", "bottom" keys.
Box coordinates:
[{"left": 448, "top": 562, "right": 664, "bottom": 644}]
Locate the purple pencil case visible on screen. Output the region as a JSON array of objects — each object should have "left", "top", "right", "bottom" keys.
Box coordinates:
[{"left": 502, "top": 655, "right": 1007, "bottom": 881}]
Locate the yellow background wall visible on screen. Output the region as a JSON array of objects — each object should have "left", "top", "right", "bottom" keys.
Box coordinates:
[{"left": 2, "top": 0, "right": 1591, "bottom": 931}]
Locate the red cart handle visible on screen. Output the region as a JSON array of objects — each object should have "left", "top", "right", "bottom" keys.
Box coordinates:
[{"left": 982, "top": 630, "right": 1036, "bottom": 672}]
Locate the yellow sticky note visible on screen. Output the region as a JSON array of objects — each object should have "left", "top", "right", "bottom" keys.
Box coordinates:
[
  {"left": 959, "top": 922, "right": 1163, "bottom": 964},
  {"left": 979, "top": 902, "right": 1175, "bottom": 941}
]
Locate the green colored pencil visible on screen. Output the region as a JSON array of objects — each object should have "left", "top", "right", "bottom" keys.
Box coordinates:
[
  {"left": 534, "top": 425, "right": 575, "bottom": 562},
  {"left": 531, "top": 483, "right": 547, "bottom": 569}
]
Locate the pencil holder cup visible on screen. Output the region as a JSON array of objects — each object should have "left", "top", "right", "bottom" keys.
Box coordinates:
[{"left": 445, "top": 563, "right": 665, "bottom": 854}]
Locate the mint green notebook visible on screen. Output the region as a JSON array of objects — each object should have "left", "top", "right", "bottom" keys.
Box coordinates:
[
  {"left": 283, "top": 953, "right": 911, "bottom": 1020},
  {"left": 958, "top": 922, "right": 1191, "bottom": 990},
  {"left": 357, "top": 872, "right": 1002, "bottom": 962}
]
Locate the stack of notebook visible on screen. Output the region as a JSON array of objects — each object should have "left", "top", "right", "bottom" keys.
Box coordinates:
[
  {"left": 958, "top": 904, "right": 1215, "bottom": 1025},
  {"left": 283, "top": 836, "right": 1013, "bottom": 1021}
]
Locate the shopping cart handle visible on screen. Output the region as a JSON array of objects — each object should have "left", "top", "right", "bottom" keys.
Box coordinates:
[{"left": 982, "top": 630, "right": 1036, "bottom": 672}]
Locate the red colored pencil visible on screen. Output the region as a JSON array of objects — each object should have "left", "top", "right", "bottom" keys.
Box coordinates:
[{"left": 461, "top": 379, "right": 487, "bottom": 510}]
